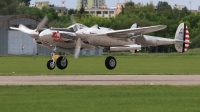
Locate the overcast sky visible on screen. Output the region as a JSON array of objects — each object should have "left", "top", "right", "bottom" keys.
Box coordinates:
[{"left": 31, "top": 0, "right": 200, "bottom": 10}]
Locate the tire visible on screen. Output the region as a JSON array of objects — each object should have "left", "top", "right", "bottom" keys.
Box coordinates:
[
  {"left": 105, "top": 56, "right": 117, "bottom": 70},
  {"left": 47, "top": 60, "right": 55, "bottom": 70},
  {"left": 56, "top": 56, "right": 68, "bottom": 70}
]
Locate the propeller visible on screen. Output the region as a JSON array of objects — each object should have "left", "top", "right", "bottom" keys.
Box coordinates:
[
  {"left": 36, "top": 16, "right": 48, "bottom": 32},
  {"left": 70, "top": 14, "right": 81, "bottom": 58},
  {"left": 74, "top": 37, "right": 81, "bottom": 58},
  {"left": 32, "top": 39, "right": 37, "bottom": 58},
  {"left": 70, "top": 14, "right": 77, "bottom": 24},
  {"left": 74, "top": 24, "right": 99, "bottom": 58},
  {"left": 70, "top": 15, "right": 98, "bottom": 58}
]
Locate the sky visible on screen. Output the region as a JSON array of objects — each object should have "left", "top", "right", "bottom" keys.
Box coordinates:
[{"left": 30, "top": 0, "right": 200, "bottom": 10}]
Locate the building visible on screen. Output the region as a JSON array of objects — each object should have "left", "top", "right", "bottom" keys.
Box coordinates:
[
  {"left": 77, "top": 0, "right": 88, "bottom": 9},
  {"left": 77, "top": 0, "right": 105, "bottom": 9},
  {"left": 0, "top": 15, "right": 51, "bottom": 55},
  {"left": 116, "top": 3, "right": 125, "bottom": 15},
  {"left": 34, "top": 1, "right": 67, "bottom": 16},
  {"left": 174, "top": 4, "right": 186, "bottom": 10},
  {"left": 35, "top": 1, "right": 49, "bottom": 9},
  {"left": 85, "top": 8, "right": 117, "bottom": 18},
  {"left": 85, "top": 2, "right": 125, "bottom": 18},
  {"left": 51, "top": 7, "right": 68, "bottom": 16}
]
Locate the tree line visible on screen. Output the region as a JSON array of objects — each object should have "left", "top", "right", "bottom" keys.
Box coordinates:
[{"left": 1, "top": 0, "right": 200, "bottom": 52}]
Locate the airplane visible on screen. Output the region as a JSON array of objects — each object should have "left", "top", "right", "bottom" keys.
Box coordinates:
[
  {"left": 10, "top": 17, "right": 95, "bottom": 70},
  {"left": 75, "top": 23, "right": 190, "bottom": 70},
  {"left": 10, "top": 17, "right": 190, "bottom": 70}
]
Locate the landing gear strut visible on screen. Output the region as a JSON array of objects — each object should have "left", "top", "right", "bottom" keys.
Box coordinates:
[
  {"left": 47, "top": 47, "right": 56, "bottom": 70},
  {"left": 105, "top": 48, "right": 117, "bottom": 70}
]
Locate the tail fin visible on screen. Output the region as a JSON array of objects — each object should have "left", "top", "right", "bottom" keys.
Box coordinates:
[{"left": 174, "top": 23, "right": 190, "bottom": 53}]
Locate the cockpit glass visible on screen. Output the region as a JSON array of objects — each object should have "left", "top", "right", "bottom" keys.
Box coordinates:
[
  {"left": 66, "top": 24, "right": 88, "bottom": 32},
  {"left": 73, "top": 25, "right": 78, "bottom": 32}
]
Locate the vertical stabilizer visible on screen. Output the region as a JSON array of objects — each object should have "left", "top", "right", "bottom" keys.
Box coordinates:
[{"left": 175, "top": 23, "right": 190, "bottom": 53}]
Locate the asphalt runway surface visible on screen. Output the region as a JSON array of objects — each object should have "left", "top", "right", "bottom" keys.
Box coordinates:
[{"left": 1, "top": 75, "right": 200, "bottom": 85}]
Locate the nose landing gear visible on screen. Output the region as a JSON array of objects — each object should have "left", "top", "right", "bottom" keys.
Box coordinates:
[
  {"left": 46, "top": 46, "right": 68, "bottom": 70},
  {"left": 47, "top": 60, "right": 56, "bottom": 70}
]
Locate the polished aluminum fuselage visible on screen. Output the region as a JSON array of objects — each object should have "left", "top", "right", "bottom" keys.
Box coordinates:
[{"left": 38, "top": 29, "right": 94, "bottom": 53}]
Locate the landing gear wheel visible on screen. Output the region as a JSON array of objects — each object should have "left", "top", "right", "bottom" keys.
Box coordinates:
[
  {"left": 56, "top": 56, "right": 68, "bottom": 70},
  {"left": 105, "top": 56, "right": 117, "bottom": 70},
  {"left": 47, "top": 60, "right": 55, "bottom": 70}
]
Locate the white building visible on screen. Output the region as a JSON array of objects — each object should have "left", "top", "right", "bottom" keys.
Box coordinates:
[{"left": 174, "top": 4, "right": 186, "bottom": 10}]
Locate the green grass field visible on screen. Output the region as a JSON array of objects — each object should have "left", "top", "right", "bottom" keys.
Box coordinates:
[
  {"left": 0, "top": 49, "right": 200, "bottom": 75},
  {"left": 0, "top": 85, "right": 200, "bottom": 112}
]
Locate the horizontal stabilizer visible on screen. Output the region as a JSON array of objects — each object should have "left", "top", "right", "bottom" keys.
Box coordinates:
[{"left": 10, "top": 24, "right": 37, "bottom": 35}]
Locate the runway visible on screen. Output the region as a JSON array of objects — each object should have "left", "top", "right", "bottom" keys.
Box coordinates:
[{"left": 0, "top": 75, "right": 200, "bottom": 85}]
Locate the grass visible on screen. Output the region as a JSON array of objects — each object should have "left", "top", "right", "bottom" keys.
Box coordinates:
[
  {"left": 0, "top": 50, "right": 200, "bottom": 75},
  {"left": 0, "top": 85, "right": 200, "bottom": 112}
]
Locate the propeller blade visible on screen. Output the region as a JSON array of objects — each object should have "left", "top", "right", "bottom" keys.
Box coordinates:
[
  {"left": 70, "top": 14, "right": 77, "bottom": 24},
  {"left": 74, "top": 38, "right": 81, "bottom": 58},
  {"left": 36, "top": 16, "right": 48, "bottom": 32},
  {"left": 32, "top": 39, "right": 37, "bottom": 58}
]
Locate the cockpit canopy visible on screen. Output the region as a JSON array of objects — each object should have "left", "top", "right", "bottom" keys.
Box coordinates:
[
  {"left": 66, "top": 23, "right": 88, "bottom": 32},
  {"left": 50, "top": 23, "right": 88, "bottom": 33}
]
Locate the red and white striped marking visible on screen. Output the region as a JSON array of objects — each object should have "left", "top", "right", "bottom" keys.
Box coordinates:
[{"left": 184, "top": 26, "right": 190, "bottom": 52}]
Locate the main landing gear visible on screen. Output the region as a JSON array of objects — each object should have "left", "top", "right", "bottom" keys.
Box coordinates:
[
  {"left": 47, "top": 46, "right": 68, "bottom": 70},
  {"left": 105, "top": 48, "right": 117, "bottom": 70}
]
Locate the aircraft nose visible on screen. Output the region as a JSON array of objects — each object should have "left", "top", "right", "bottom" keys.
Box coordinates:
[
  {"left": 75, "top": 30, "right": 85, "bottom": 39},
  {"left": 39, "top": 30, "right": 50, "bottom": 39},
  {"left": 39, "top": 31, "right": 45, "bottom": 38}
]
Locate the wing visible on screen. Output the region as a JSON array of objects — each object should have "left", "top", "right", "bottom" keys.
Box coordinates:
[{"left": 106, "top": 25, "right": 167, "bottom": 38}]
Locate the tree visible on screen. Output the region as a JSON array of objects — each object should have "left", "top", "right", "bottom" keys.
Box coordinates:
[
  {"left": 0, "top": 0, "right": 21, "bottom": 15},
  {"left": 21, "top": 0, "right": 31, "bottom": 6},
  {"left": 79, "top": 3, "right": 85, "bottom": 14},
  {"left": 125, "top": 1, "right": 135, "bottom": 8},
  {"left": 156, "top": 1, "right": 172, "bottom": 12},
  {"left": 46, "top": 8, "right": 59, "bottom": 22},
  {"left": 68, "top": 9, "right": 75, "bottom": 15},
  {"left": 119, "top": 5, "right": 125, "bottom": 15}
]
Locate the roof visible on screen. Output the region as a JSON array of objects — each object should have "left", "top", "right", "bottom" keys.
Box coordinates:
[
  {"left": 0, "top": 15, "right": 50, "bottom": 27},
  {"left": 86, "top": 8, "right": 117, "bottom": 11},
  {"left": 52, "top": 7, "right": 67, "bottom": 10},
  {"left": 0, "top": 15, "right": 14, "bottom": 22}
]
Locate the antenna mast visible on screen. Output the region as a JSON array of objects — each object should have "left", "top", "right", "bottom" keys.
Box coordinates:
[{"left": 189, "top": 1, "right": 192, "bottom": 10}]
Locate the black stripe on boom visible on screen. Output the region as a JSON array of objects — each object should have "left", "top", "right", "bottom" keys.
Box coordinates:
[{"left": 182, "top": 23, "right": 186, "bottom": 53}]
